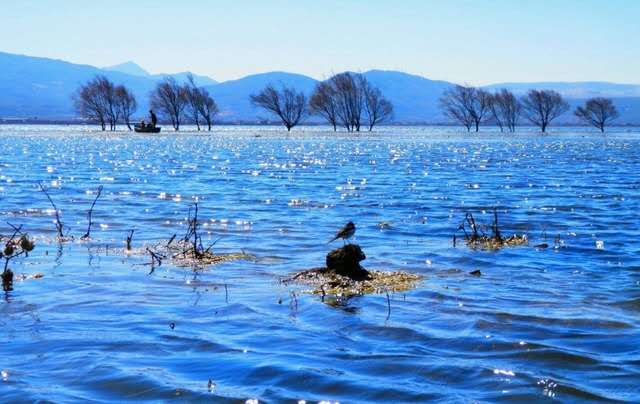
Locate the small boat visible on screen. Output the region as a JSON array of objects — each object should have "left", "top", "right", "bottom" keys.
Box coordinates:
[{"left": 134, "top": 125, "right": 161, "bottom": 133}]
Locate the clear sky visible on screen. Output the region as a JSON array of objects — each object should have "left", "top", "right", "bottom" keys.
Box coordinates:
[{"left": 0, "top": 0, "right": 638, "bottom": 85}]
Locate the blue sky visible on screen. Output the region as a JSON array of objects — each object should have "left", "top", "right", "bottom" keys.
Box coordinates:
[{"left": 0, "top": 0, "right": 637, "bottom": 84}]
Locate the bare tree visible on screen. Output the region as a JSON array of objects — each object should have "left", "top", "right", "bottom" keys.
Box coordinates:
[
  {"left": 363, "top": 82, "right": 393, "bottom": 131},
  {"left": 94, "top": 76, "right": 119, "bottom": 130},
  {"left": 489, "top": 89, "right": 521, "bottom": 132},
  {"left": 331, "top": 73, "right": 365, "bottom": 132},
  {"left": 185, "top": 74, "right": 203, "bottom": 130},
  {"left": 574, "top": 97, "right": 619, "bottom": 133},
  {"left": 439, "top": 85, "right": 475, "bottom": 131},
  {"left": 184, "top": 74, "right": 219, "bottom": 131},
  {"left": 197, "top": 90, "right": 219, "bottom": 131},
  {"left": 115, "top": 85, "right": 137, "bottom": 131},
  {"left": 440, "top": 85, "right": 491, "bottom": 132},
  {"left": 521, "top": 89, "right": 569, "bottom": 133},
  {"left": 74, "top": 75, "right": 132, "bottom": 131},
  {"left": 74, "top": 77, "right": 108, "bottom": 130},
  {"left": 150, "top": 77, "right": 188, "bottom": 131},
  {"left": 250, "top": 84, "right": 306, "bottom": 131},
  {"left": 309, "top": 81, "right": 339, "bottom": 131}
]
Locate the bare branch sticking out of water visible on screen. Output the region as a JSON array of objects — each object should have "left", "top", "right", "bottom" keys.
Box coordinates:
[
  {"left": 81, "top": 185, "right": 103, "bottom": 240},
  {"left": 454, "top": 208, "right": 527, "bottom": 250},
  {"left": 39, "top": 183, "right": 66, "bottom": 240},
  {"left": 126, "top": 230, "right": 134, "bottom": 251}
]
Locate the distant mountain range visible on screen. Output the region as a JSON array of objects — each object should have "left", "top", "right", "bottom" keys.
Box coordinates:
[
  {"left": 104, "top": 61, "right": 218, "bottom": 86},
  {"left": 1, "top": 51, "right": 640, "bottom": 124}
]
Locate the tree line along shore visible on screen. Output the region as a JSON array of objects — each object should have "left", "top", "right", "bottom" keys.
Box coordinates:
[{"left": 74, "top": 73, "right": 620, "bottom": 133}]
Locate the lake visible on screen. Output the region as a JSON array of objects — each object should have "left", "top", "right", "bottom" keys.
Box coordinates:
[{"left": 0, "top": 125, "right": 638, "bottom": 402}]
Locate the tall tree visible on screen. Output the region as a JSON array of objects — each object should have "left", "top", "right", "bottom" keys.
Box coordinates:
[
  {"left": 489, "top": 89, "right": 521, "bottom": 132},
  {"left": 331, "top": 73, "right": 365, "bottom": 132},
  {"left": 574, "top": 97, "right": 619, "bottom": 133},
  {"left": 309, "top": 82, "right": 339, "bottom": 131},
  {"left": 250, "top": 84, "right": 306, "bottom": 131},
  {"left": 74, "top": 77, "right": 108, "bottom": 131},
  {"left": 521, "top": 89, "right": 569, "bottom": 133},
  {"left": 74, "top": 75, "right": 133, "bottom": 131},
  {"left": 94, "top": 76, "right": 119, "bottom": 130},
  {"left": 150, "top": 77, "right": 188, "bottom": 131},
  {"left": 115, "top": 85, "right": 137, "bottom": 131}
]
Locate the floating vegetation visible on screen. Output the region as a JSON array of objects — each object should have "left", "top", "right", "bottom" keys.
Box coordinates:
[
  {"left": 284, "top": 244, "right": 422, "bottom": 297},
  {"left": 454, "top": 208, "right": 527, "bottom": 250},
  {"left": 285, "top": 267, "right": 422, "bottom": 297}
]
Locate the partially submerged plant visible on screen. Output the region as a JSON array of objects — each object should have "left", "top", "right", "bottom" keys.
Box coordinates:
[
  {"left": 1, "top": 224, "right": 36, "bottom": 292},
  {"left": 130, "top": 203, "right": 255, "bottom": 270},
  {"left": 454, "top": 208, "right": 527, "bottom": 250}
]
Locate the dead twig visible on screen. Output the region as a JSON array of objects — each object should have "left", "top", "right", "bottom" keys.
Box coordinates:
[
  {"left": 81, "top": 185, "right": 103, "bottom": 240},
  {"left": 126, "top": 229, "right": 134, "bottom": 251},
  {"left": 39, "top": 183, "right": 65, "bottom": 239}
]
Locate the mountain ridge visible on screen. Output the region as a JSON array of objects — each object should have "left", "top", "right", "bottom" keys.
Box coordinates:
[{"left": 1, "top": 51, "right": 640, "bottom": 123}]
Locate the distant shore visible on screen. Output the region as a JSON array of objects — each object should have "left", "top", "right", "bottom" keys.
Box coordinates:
[{"left": 2, "top": 119, "right": 640, "bottom": 128}]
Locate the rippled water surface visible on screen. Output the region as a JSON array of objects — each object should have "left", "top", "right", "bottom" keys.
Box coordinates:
[{"left": 1, "top": 125, "right": 639, "bottom": 402}]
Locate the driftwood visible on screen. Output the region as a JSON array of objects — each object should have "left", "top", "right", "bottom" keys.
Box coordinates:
[{"left": 81, "top": 185, "right": 103, "bottom": 239}]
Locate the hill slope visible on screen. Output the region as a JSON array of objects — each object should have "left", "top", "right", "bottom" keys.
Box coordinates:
[{"left": 1, "top": 51, "right": 639, "bottom": 123}]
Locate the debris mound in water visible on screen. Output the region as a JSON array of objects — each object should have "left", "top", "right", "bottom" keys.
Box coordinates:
[
  {"left": 455, "top": 209, "right": 527, "bottom": 250},
  {"left": 284, "top": 244, "right": 422, "bottom": 297}
]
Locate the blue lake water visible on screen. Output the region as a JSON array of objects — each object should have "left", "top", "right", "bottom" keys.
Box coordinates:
[{"left": 0, "top": 125, "right": 639, "bottom": 402}]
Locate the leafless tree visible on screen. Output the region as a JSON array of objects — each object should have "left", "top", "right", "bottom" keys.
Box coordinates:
[
  {"left": 439, "top": 85, "right": 476, "bottom": 131},
  {"left": 197, "top": 90, "right": 219, "bottom": 131},
  {"left": 184, "top": 74, "right": 219, "bottom": 131},
  {"left": 115, "top": 85, "right": 137, "bottom": 130},
  {"left": 74, "top": 75, "right": 132, "bottom": 131},
  {"left": 574, "top": 97, "right": 619, "bottom": 133},
  {"left": 489, "top": 89, "right": 521, "bottom": 132},
  {"left": 250, "top": 84, "right": 306, "bottom": 131},
  {"left": 440, "top": 85, "right": 491, "bottom": 132},
  {"left": 363, "top": 82, "right": 394, "bottom": 131},
  {"left": 74, "top": 77, "right": 108, "bottom": 130},
  {"left": 150, "top": 77, "right": 188, "bottom": 131},
  {"left": 521, "top": 89, "right": 569, "bottom": 133},
  {"left": 309, "top": 82, "right": 339, "bottom": 131},
  {"left": 185, "top": 75, "right": 203, "bottom": 130},
  {"left": 331, "top": 73, "right": 365, "bottom": 132},
  {"left": 94, "top": 76, "right": 119, "bottom": 130}
]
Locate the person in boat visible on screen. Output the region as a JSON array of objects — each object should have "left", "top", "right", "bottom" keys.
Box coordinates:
[
  {"left": 149, "top": 110, "right": 158, "bottom": 128},
  {"left": 139, "top": 119, "right": 147, "bottom": 129}
]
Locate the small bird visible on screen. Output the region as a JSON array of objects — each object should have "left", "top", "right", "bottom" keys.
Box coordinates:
[{"left": 329, "top": 221, "right": 356, "bottom": 244}]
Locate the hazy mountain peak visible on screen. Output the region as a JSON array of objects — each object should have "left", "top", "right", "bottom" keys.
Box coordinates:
[{"left": 104, "top": 61, "right": 150, "bottom": 77}]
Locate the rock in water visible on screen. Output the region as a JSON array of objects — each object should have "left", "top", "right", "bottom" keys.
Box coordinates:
[{"left": 326, "top": 244, "right": 370, "bottom": 280}]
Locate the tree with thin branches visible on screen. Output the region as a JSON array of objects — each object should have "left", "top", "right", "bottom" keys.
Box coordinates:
[
  {"left": 521, "top": 89, "right": 569, "bottom": 133},
  {"left": 250, "top": 84, "right": 306, "bottom": 131},
  {"left": 574, "top": 97, "right": 619, "bottom": 133},
  {"left": 115, "top": 85, "right": 137, "bottom": 131},
  {"left": 150, "top": 77, "right": 188, "bottom": 131},
  {"left": 488, "top": 89, "right": 521, "bottom": 132}
]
